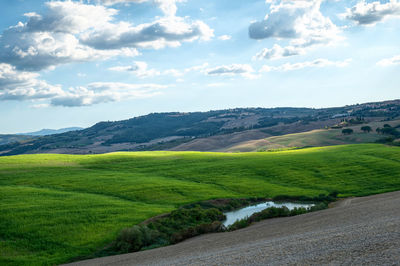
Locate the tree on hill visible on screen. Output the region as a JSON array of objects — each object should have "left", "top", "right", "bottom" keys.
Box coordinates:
[
  {"left": 383, "top": 124, "right": 391, "bottom": 128},
  {"left": 342, "top": 128, "right": 354, "bottom": 135},
  {"left": 381, "top": 127, "right": 400, "bottom": 137},
  {"left": 361, "top": 126, "right": 372, "bottom": 133}
]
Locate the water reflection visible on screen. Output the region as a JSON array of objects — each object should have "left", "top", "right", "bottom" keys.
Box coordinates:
[{"left": 223, "top": 201, "right": 314, "bottom": 227}]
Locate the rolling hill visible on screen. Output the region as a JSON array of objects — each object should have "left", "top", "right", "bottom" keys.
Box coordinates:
[
  {"left": 0, "top": 99, "right": 399, "bottom": 156},
  {"left": 1, "top": 144, "right": 400, "bottom": 265},
  {"left": 226, "top": 119, "right": 400, "bottom": 152}
]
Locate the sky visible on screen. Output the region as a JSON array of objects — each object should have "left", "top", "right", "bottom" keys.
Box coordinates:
[{"left": 0, "top": 0, "right": 399, "bottom": 133}]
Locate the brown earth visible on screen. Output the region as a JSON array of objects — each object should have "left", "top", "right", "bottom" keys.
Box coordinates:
[
  {"left": 170, "top": 119, "right": 343, "bottom": 152},
  {"left": 65, "top": 190, "right": 400, "bottom": 266}
]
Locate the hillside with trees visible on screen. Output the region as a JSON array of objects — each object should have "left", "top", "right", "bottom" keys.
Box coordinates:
[{"left": 0, "top": 99, "right": 399, "bottom": 156}]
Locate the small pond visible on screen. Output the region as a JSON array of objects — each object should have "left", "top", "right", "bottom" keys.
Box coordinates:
[{"left": 223, "top": 201, "right": 314, "bottom": 227}]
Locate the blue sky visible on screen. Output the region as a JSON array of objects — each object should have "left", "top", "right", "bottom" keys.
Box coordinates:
[{"left": 0, "top": 0, "right": 399, "bottom": 133}]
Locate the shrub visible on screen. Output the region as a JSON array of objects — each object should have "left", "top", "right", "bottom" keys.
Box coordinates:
[
  {"left": 113, "top": 206, "right": 225, "bottom": 253},
  {"left": 114, "top": 226, "right": 159, "bottom": 253},
  {"left": 361, "top": 126, "right": 372, "bottom": 133},
  {"left": 310, "top": 202, "right": 328, "bottom": 211},
  {"left": 227, "top": 217, "right": 251, "bottom": 231},
  {"left": 170, "top": 221, "right": 223, "bottom": 243},
  {"left": 342, "top": 128, "right": 354, "bottom": 135},
  {"left": 272, "top": 191, "right": 338, "bottom": 203}
]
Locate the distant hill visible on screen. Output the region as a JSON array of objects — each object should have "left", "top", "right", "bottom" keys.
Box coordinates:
[
  {"left": 18, "top": 127, "right": 84, "bottom": 136},
  {"left": 0, "top": 127, "right": 83, "bottom": 146},
  {"left": 0, "top": 99, "right": 399, "bottom": 156},
  {"left": 0, "top": 135, "right": 35, "bottom": 146}
]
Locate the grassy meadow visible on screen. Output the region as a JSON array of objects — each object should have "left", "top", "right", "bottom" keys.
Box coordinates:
[{"left": 1, "top": 144, "right": 400, "bottom": 265}]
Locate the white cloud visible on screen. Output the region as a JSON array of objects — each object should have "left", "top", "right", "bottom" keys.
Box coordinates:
[
  {"left": 163, "top": 68, "right": 184, "bottom": 77},
  {"left": 162, "top": 63, "right": 209, "bottom": 77},
  {"left": 99, "top": 0, "right": 147, "bottom": 4},
  {"left": 206, "top": 64, "right": 258, "bottom": 79},
  {"left": 50, "top": 82, "right": 165, "bottom": 107},
  {"left": 154, "top": 0, "right": 186, "bottom": 17},
  {"left": 0, "top": 63, "right": 63, "bottom": 101},
  {"left": 0, "top": 29, "right": 138, "bottom": 71},
  {"left": 343, "top": 0, "right": 400, "bottom": 26},
  {"left": 109, "top": 62, "right": 213, "bottom": 79},
  {"left": 254, "top": 44, "right": 305, "bottom": 60},
  {"left": 0, "top": 63, "right": 165, "bottom": 106},
  {"left": 80, "top": 16, "right": 213, "bottom": 51},
  {"left": 0, "top": 1, "right": 212, "bottom": 71},
  {"left": 0, "top": 1, "right": 136, "bottom": 71},
  {"left": 260, "top": 58, "right": 351, "bottom": 72},
  {"left": 0, "top": 63, "right": 39, "bottom": 88},
  {"left": 376, "top": 55, "right": 400, "bottom": 66},
  {"left": 250, "top": 0, "right": 343, "bottom": 59},
  {"left": 218, "top": 35, "right": 232, "bottom": 41},
  {"left": 109, "top": 61, "right": 161, "bottom": 78},
  {"left": 99, "top": 0, "right": 186, "bottom": 16},
  {"left": 184, "top": 63, "right": 209, "bottom": 73},
  {"left": 31, "top": 103, "right": 51, "bottom": 109},
  {"left": 24, "top": 1, "right": 117, "bottom": 34}
]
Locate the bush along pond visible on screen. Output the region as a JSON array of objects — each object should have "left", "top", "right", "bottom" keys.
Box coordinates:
[
  {"left": 223, "top": 201, "right": 315, "bottom": 227},
  {"left": 92, "top": 193, "right": 338, "bottom": 260}
]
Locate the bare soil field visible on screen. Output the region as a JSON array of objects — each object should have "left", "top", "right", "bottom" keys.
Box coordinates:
[
  {"left": 66, "top": 190, "right": 400, "bottom": 266},
  {"left": 171, "top": 119, "right": 343, "bottom": 152}
]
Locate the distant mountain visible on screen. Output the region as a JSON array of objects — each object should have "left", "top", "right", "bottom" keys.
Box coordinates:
[
  {"left": 0, "top": 127, "right": 83, "bottom": 146},
  {"left": 18, "top": 127, "right": 84, "bottom": 136},
  {"left": 0, "top": 99, "right": 399, "bottom": 156}
]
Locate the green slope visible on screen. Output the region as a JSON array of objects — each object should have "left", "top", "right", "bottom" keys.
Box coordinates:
[
  {"left": 227, "top": 120, "right": 400, "bottom": 152},
  {"left": 1, "top": 144, "right": 400, "bottom": 265}
]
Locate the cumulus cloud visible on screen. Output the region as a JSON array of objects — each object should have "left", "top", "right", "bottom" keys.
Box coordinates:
[
  {"left": 24, "top": 1, "right": 117, "bottom": 34},
  {"left": 80, "top": 16, "right": 213, "bottom": 50},
  {"left": 0, "top": 63, "right": 63, "bottom": 101},
  {"left": 0, "top": 28, "right": 138, "bottom": 71},
  {"left": 0, "top": 1, "right": 212, "bottom": 71},
  {"left": 109, "top": 61, "right": 161, "bottom": 78},
  {"left": 343, "top": 0, "right": 400, "bottom": 25},
  {"left": 154, "top": 0, "right": 186, "bottom": 16},
  {"left": 206, "top": 64, "right": 258, "bottom": 79},
  {"left": 250, "top": 0, "right": 342, "bottom": 60},
  {"left": 0, "top": 63, "right": 164, "bottom": 106},
  {"left": 51, "top": 82, "right": 165, "bottom": 107},
  {"left": 0, "top": 1, "right": 134, "bottom": 71},
  {"left": 260, "top": 58, "right": 351, "bottom": 72},
  {"left": 376, "top": 55, "right": 400, "bottom": 66},
  {"left": 99, "top": 0, "right": 185, "bottom": 16},
  {"left": 254, "top": 44, "right": 305, "bottom": 60}
]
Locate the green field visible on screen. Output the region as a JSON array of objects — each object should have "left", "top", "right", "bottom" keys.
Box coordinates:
[{"left": 1, "top": 144, "right": 400, "bottom": 265}]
